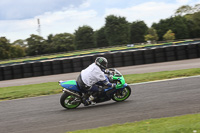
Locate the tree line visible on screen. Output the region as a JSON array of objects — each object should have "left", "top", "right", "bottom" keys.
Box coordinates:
[{"left": 0, "top": 4, "right": 200, "bottom": 60}]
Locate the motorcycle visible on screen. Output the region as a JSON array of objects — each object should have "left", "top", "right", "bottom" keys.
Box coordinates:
[{"left": 59, "top": 68, "right": 131, "bottom": 109}]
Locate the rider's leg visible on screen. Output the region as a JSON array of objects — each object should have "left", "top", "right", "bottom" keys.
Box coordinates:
[{"left": 88, "top": 85, "right": 100, "bottom": 104}]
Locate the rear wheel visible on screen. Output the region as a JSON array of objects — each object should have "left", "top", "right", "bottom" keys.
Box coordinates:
[
  {"left": 60, "top": 92, "right": 81, "bottom": 109},
  {"left": 112, "top": 85, "right": 131, "bottom": 102}
]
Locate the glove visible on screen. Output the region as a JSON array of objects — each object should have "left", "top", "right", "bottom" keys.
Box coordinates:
[
  {"left": 112, "top": 83, "right": 116, "bottom": 88},
  {"left": 104, "top": 69, "right": 110, "bottom": 74}
]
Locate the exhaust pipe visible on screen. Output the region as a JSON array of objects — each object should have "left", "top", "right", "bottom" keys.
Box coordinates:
[{"left": 63, "top": 88, "right": 81, "bottom": 98}]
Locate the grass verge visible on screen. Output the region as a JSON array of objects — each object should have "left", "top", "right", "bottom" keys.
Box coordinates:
[
  {"left": 124, "top": 68, "right": 200, "bottom": 84},
  {"left": 0, "top": 82, "right": 62, "bottom": 100},
  {"left": 68, "top": 113, "right": 200, "bottom": 133},
  {"left": 0, "top": 68, "right": 200, "bottom": 101}
]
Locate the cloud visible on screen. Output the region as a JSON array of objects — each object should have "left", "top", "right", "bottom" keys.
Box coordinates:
[
  {"left": 1, "top": 0, "right": 200, "bottom": 42},
  {"left": 176, "top": 0, "right": 190, "bottom": 4},
  {"left": 0, "top": 0, "right": 85, "bottom": 20},
  {"left": 104, "top": 2, "right": 180, "bottom": 26},
  {"left": 37, "top": 8, "right": 100, "bottom": 31},
  {"left": 0, "top": 8, "right": 103, "bottom": 42}
]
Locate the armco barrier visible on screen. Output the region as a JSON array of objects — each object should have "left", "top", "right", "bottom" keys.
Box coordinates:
[
  {"left": 186, "top": 44, "right": 198, "bottom": 59},
  {"left": 165, "top": 46, "right": 176, "bottom": 61},
  {"left": 175, "top": 45, "right": 187, "bottom": 60},
  {"left": 113, "top": 52, "right": 123, "bottom": 67},
  {"left": 61, "top": 58, "right": 73, "bottom": 73},
  {"left": 12, "top": 64, "right": 23, "bottom": 79},
  {"left": 0, "top": 43, "right": 200, "bottom": 81},
  {"left": 133, "top": 50, "right": 144, "bottom": 65},
  {"left": 198, "top": 43, "right": 200, "bottom": 57},
  {"left": 23, "top": 63, "right": 33, "bottom": 78},
  {"left": 52, "top": 60, "right": 62, "bottom": 74},
  {"left": 2, "top": 66, "right": 13, "bottom": 80},
  {"left": 42, "top": 61, "right": 53, "bottom": 76},
  {"left": 32, "top": 62, "right": 43, "bottom": 77},
  {"left": 72, "top": 57, "right": 82, "bottom": 72},
  {"left": 103, "top": 53, "right": 114, "bottom": 68},
  {"left": 144, "top": 49, "right": 155, "bottom": 64},
  {"left": 82, "top": 55, "right": 93, "bottom": 69},
  {"left": 154, "top": 48, "right": 166, "bottom": 63},
  {"left": 0, "top": 67, "right": 3, "bottom": 80},
  {"left": 122, "top": 51, "right": 134, "bottom": 66}
]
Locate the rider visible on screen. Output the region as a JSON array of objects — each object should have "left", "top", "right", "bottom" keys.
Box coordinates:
[{"left": 77, "top": 57, "right": 116, "bottom": 105}]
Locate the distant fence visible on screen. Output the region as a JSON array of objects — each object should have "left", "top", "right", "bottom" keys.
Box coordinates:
[{"left": 0, "top": 42, "right": 200, "bottom": 81}]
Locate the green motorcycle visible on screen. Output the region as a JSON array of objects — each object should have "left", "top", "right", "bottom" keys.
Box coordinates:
[{"left": 59, "top": 68, "right": 131, "bottom": 109}]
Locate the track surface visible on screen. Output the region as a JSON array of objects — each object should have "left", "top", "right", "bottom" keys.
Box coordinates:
[
  {"left": 1, "top": 58, "right": 200, "bottom": 87},
  {"left": 0, "top": 76, "right": 200, "bottom": 133}
]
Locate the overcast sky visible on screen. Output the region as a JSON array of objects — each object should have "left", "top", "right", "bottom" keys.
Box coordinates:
[{"left": 0, "top": 0, "right": 199, "bottom": 42}]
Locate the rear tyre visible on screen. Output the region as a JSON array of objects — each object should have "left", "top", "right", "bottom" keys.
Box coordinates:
[
  {"left": 112, "top": 85, "right": 131, "bottom": 102},
  {"left": 60, "top": 92, "right": 81, "bottom": 109}
]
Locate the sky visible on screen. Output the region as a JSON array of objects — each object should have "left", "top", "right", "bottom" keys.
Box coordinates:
[{"left": 0, "top": 0, "right": 199, "bottom": 42}]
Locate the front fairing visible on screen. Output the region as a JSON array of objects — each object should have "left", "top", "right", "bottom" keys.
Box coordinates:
[{"left": 112, "top": 69, "right": 126, "bottom": 89}]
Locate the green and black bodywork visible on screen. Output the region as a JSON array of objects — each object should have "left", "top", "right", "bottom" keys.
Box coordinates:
[{"left": 59, "top": 68, "right": 132, "bottom": 109}]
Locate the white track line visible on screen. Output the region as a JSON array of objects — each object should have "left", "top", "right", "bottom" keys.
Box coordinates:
[{"left": 129, "top": 75, "right": 200, "bottom": 86}]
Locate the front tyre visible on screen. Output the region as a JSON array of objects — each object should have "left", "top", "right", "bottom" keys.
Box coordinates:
[
  {"left": 112, "top": 85, "right": 131, "bottom": 102},
  {"left": 60, "top": 92, "right": 81, "bottom": 109}
]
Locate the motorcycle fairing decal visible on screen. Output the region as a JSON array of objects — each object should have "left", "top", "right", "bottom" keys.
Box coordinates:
[
  {"left": 61, "top": 80, "right": 77, "bottom": 85},
  {"left": 60, "top": 80, "right": 80, "bottom": 92}
]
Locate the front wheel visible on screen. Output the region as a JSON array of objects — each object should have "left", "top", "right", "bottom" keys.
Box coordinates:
[
  {"left": 60, "top": 92, "right": 81, "bottom": 109},
  {"left": 112, "top": 85, "right": 131, "bottom": 102}
]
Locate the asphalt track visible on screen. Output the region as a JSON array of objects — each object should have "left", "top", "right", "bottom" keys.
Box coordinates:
[
  {"left": 1, "top": 58, "right": 200, "bottom": 87},
  {"left": 0, "top": 76, "right": 200, "bottom": 133},
  {"left": 1, "top": 58, "right": 200, "bottom": 133}
]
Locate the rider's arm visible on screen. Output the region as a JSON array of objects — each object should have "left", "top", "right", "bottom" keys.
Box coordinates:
[{"left": 102, "top": 79, "right": 116, "bottom": 88}]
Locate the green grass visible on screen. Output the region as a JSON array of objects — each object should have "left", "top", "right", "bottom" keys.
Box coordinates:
[
  {"left": 1, "top": 68, "right": 200, "bottom": 101},
  {"left": 124, "top": 68, "right": 200, "bottom": 84},
  {"left": 0, "top": 82, "right": 62, "bottom": 100},
  {"left": 68, "top": 113, "right": 200, "bottom": 133}
]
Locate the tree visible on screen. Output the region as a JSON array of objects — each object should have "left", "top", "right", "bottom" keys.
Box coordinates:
[
  {"left": 12, "top": 39, "right": 27, "bottom": 48},
  {"left": 185, "top": 12, "right": 200, "bottom": 38},
  {"left": 0, "top": 37, "right": 25, "bottom": 59},
  {"left": 193, "top": 4, "right": 200, "bottom": 13},
  {"left": 43, "top": 34, "right": 54, "bottom": 54},
  {"left": 46, "top": 34, "right": 54, "bottom": 44},
  {"left": 152, "top": 16, "right": 189, "bottom": 40},
  {"left": 130, "top": 21, "right": 148, "bottom": 43},
  {"left": 175, "top": 5, "right": 193, "bottom": 15},
  {"left": 94, "top": 27, "right": 109, "bottom": 47},
  {"left": 175, "top": 4, "right": 200, "bottom": 16},
  {"left": 173, "top": 4, "right": 200, "bottom": 38},
  {"left": 51, "top": 33, "right": 75, "bottom": 52},
  {"left": 163, "top": 30, "right": 175, "bottom": 41},
  {"left": 105, "top": 15, "right": 130, "bottom": 46},
  {"left": 9, "top": 45, "right": 26, "bottom": 58},
  {"left": 152, "top": 19, "right": 169, "bottom": 41},
  {"left": 0, "top": 37, "right": 11, "bottom": 59},
  {"left": 144, "top": 28, "right": 159, "bottom": 43},
  {"left": 74, "top": 25, "right": 95, "bottom": 50},
  {"left": 26, "top": 34, "right": 45, "bottom": 56},
  {"left": 172, "top": 16, "right": 189, "bottom": 39}
]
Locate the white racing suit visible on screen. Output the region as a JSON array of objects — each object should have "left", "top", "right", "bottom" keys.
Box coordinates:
[{"left": 76, "top": 63, "right": 115, "bottom": 105}]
